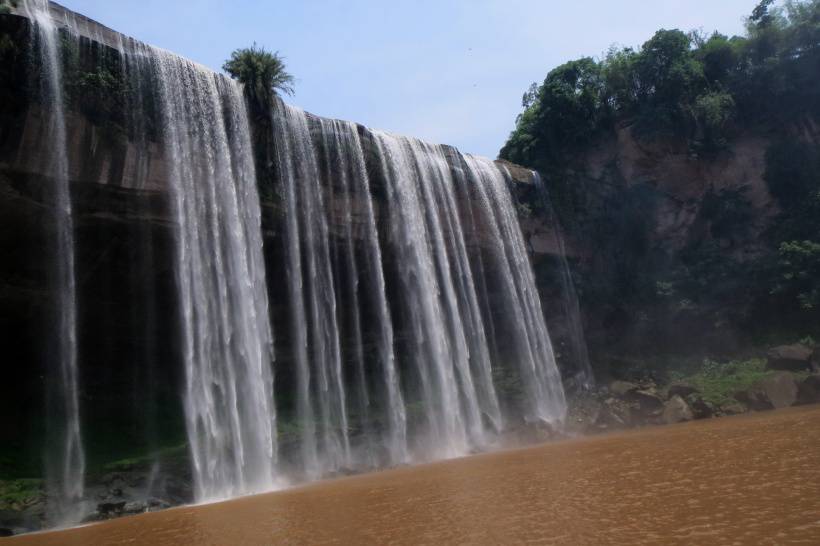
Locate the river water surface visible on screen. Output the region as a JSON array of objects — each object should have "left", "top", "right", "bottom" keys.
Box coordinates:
[{"left": 7, "top": 406, "right": 820, "bottom": 545}]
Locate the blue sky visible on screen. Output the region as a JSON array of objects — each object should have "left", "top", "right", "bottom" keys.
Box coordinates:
[{"left": 58, "top": 0, "right": 758, "bottom": 158}]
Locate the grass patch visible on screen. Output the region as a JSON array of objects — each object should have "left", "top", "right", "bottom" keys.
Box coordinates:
[
  {"left": 0, "top": 479, "right": 43, "bottom": 509},
  {"left": 671, "top": 358, "right": 774, "bottom": 406}
]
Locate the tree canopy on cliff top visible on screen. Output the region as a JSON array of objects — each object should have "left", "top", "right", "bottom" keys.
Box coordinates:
[
  {"left": 223, "top": 44, "right": 294, "bottom": 104},
  {"left": 500, "top": 0, "right": 820, "bottom": 169}
]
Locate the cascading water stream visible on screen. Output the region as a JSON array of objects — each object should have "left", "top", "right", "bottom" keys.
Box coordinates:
[
  {"left": 463, "top": 157, "right": 567, "bottom": 425},
  {"left": 150, "top": 48, "right": 278, "bottom": 501},
  {"left": 22, "top": 0, "right": 85, "bottom": 523},
  {"left": 372, "top": 133, "right": 479, "bottom": 456},
  {"left": 316, "top": 118, "right": 408, "bottom": 467},
  {"left": 532, "top": 173, "right": 594, "bottom": 388},
  {"left": 271, "top": 102, "right": 352, "bottom": 477}
]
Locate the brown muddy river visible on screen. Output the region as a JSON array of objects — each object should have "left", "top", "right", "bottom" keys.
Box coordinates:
[{"left": 7, "top": 406, "right": 820, "bottom": 545}]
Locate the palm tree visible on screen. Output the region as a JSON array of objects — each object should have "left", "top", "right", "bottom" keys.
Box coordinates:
[{"left": 223, "top": 44, "right": 295, "bottom": 105}]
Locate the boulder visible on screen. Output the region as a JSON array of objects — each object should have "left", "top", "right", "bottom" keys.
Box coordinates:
[
  {"left": 662, "top": 395, "right": 694, "bottom": 424},
  {"left": 97, "top": 501, "right": 126, "bottom": 516},
  {"left": 123, "top": 501, "right": 148, "bottom": 515},
  {"left": 147, "top": 498, "right": 171, "bottom": 512},
  {"left": 596, "top": 397, "right": 632, "bottom": 428},
  {"left": 796, "top": 374, "right": 820, "bottom": 405},
  {"left": 685, "top": 394, "right": 715, "bottom": 419},
  {"left": 668, "top": 382, "right": 698, "bottom": 398},
  {"left": 609, "top": 380, "right": 639, "bottom": 397},
  {"left": 766, "top": 344, "right": 814, "bottom": 372},
  {"left": 734, "top": 371, "right": 798, "bottom": 410},
  {"left": 631, "top": 388, "right": 665, "bottom": 417},
  {"left": 0, "top": 510, "right": 22, "bottom": 529},
  {"left": 607, "top": 380, "right": 663, "bottom": 420}
]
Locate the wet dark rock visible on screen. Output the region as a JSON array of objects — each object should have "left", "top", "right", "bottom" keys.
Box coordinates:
[
  {"left": 734, "top": 372, "right": 798, "bottom": 410},
  {"left": 147, "top": 498, "right": 171, "bottom": 512},
  {"left": 597, "top": 397, "right": 633, "bottom": 429},
  {"left": 0, "top": 527, "right": 13, "bottom": 537},
  {"left": 796, "top": 374, "right": 820, "bottom": 405},
  {"left": 609, "top": 380, "right": 639, "bottom": 397},
  {"left": 685, "top": 394, "right": 715, "bottom": 419},
  {"left": 631, "top": 388, "right": 664, "bottom": 415},
  {"left": 0, "top": 510, "right": 21, "bottom": 528},
  {"left": 123, "top": 501, "right": 149, "bottom": 515},
  {"left": 766, "top": 344, "right": 814, "bottom": 372},
  {"left": 97, "top": 501, "right": 126, "bottom": 516},
  {"left": 662, "top": 395, "right": 694, "bottom": 424},
  {"left": 668, "top": 382, "right": 698, "bottom": 398}
]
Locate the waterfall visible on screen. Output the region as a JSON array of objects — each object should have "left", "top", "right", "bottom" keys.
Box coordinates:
[
  {"left": 371, "top": 133, "right": 498, "bottom": 455},
  {"left": 272, "top": 103, "right": 352, "bottom": 477},
  {"left": 265, "top": 107, "right": 566, "bottom": 469},
  {"left": 463, "top": 158, "right": 567, "bottom": 425},
  {"left": 316, "top": 118, "right": 408, "bottom": 467},
  {"left": 150, "top": 48, "right": 278, "bottom": 500},
  {"left": 13, "top": 3, "right": 568, "bottom": 522},
  {"left": 23, "top": 0, "right": 85, "bottom": 523},
  {"left": 532, "top": 173, "right": 594, "bottom": 388}
]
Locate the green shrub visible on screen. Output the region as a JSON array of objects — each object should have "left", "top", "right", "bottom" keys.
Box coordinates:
[{"left": 674, "top": 358, "right": 772, "bottom": 406}]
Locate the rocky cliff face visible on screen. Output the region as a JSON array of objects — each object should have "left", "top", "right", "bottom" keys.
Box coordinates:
[{"left": 538, "top": 113, "right": 820, "bottom": 377}]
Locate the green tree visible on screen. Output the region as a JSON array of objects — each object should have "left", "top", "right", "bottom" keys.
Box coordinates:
[
  {"left": 500, "top": 58, "right": 608, "bottom": 168},
  {"left": 601, "top": 46, "right": 639, "bottom": 114},
  {"left": 697, "top": 33, "right": 740, "bottom": 84},
  {"left": 692, "top": 90, "right": 735, "bottom": 150},
  {"left": 223, "top": 44, "right": 294, "bottom": 105},
  {"left": 632, "top": 29, "right": 706, "bottom": 137}
]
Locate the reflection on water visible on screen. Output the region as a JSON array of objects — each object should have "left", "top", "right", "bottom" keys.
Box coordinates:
[{"left": 8, "top": 406, "right": 820, "bottom": 545}]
